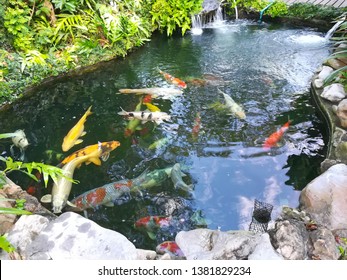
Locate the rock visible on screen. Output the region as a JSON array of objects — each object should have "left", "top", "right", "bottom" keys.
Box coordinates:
[
  {"left": 2, "top": 177, "right": 56, "bottom": 220},
  {"left": 336, "top": 141, "right": 347, "bottom": 161},
  {"left": 335, "top": 99, "right": 347, "bottom": 128},
  {"left": 318, "top": 65, "right": 333, "bottom": 80},
  {"left": 299, "top": 163, "right": 347, "bottom": 230},
  {"left": 0, "top": 191, "right": 16, "bottom": 235},
  {"left": 326, "top": 58, "right": 347, "bottom": 70},
  {"left": 24, "top": 212, "right": 138, "bottom": 260},
  {"left": 202, "top": 0, "right": 220, "bottom": 13},
  {"left": 269, "top": 219, "right": 309, "bottom": 260},
  {"left": 309, "top": 227, "right": 339, "bottom": 260},
  {"left": 320, "top": 83, "right": 346, "bottom": 102},
  {"left": 313, "top": 78, "right": 324, "bottom": 89},
  {"left": 136, "top": 249, "right": 157, "bottom": 260},
  {"left": 332, "top": 229, "right": 347, "bottom": 260},
  {"left": 248, "top": 233, "right": 284, "bottom": 260},
  {"left": 0, "top": 214, "right": 50, "bottom": 260},
  {"left": 175, "top": 229, "right": 260, "bottom": 260}
]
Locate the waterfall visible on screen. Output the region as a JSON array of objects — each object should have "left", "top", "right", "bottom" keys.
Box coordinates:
[
  {"left": 325, "top": 20, "right": 344, "bottom": 40},
  {"left": 212, "top": 5, "right": 223, "bottom": 23},
  {"left": 191, "top": 3, "right": 225, "bottom": 35},
  {"left": 191, "top": 14, "right": 203, "bottom": 35}
]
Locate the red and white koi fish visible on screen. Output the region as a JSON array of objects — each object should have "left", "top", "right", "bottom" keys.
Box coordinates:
[
  {"left": 118, "top": 107, "right": 171, "bottom": 125},
  {"left": 263, "top": 120, "right": 291, "bottom": 149},
  {"left": 158, "top": 68, "right": 187, "bottom": 89},
  {"left": 156, "top": 241, "right": 185, "bottom": 258},
  {"left": 134, "top": 215, "right": 172, "bottom": 240},
  {"left": 70, "top": 166, "right": 176, "bottom": 211},
  {"left": 70, "top": 180, "right": 133, "bottom": 211}
]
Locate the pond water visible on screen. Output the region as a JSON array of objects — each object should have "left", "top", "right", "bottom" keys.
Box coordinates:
[{"left": 0, "top": 20, "right": 331, "bottom": 249}]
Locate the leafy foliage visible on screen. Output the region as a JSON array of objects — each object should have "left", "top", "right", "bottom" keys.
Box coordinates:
[
  {"left": 150, "top": 0, "right": 203, "bottom": 36},
  {"left": 0, "top": 156, "right": 77, "bottom": 188},
  {"left": 228, "top": 0, "right": 288, "bottom": 17},
  {"left": 0, "top": 234, "right": 15, "bottom": 253},
  {"left": 287, "top": 3, "right": 346, "bottom": 20},
  {"left": 324, "top": 13, "right": 347, "bottom": 89}
]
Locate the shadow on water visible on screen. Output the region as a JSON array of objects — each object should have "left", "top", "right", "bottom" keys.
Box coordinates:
[{"left": 0, "top": 19, "right": 330, "bottom": 249}]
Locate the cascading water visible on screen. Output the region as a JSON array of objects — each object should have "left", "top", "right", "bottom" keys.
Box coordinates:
[
  {"left": 325, "top": 20, "right": 344, "bottom": 40},
  {"left": 191, "top": 14, "right": 203, "bottom": 35},
  {"left": 191, "top": 3, "right": 224, "bottom": 35}
]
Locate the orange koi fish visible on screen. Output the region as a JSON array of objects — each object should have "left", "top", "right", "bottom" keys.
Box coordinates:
[
  {"left": 134, "top": 215, "right": 172, "bottom": 240},
  {"left": 263, "top": 120, "right": 291, "bottom": 149},
  {"left": 59, "top": 141, "right": 120, "bottom": 167},
  {"left": 192, "top": 112, "right": 201, "bottom": 140},
  {"left": 143, "top": 94, "right": 152, "bottom": 103},
  {"left": 158, "top": 68, "right": 187, "bottom": 89},
  {"left": 62, "top": 106, "right": 93, "bottom": 152}
]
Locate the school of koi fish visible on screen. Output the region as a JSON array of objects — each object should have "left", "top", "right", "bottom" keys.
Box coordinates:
[{"left": 0, "top": 67, "right": 292, "bottom": 258}]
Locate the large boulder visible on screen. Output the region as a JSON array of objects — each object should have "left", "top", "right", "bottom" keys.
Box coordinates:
[
  {"left": 0, "top": 214, "right": 50, "bottom": 260},
  {"left": 175, "top": 228, "right": 261, "bottom": 260},
  {"left": 24, "top": 212, "right": 138, "bottom": 260},
  {"left": 299, "top": 163, "right": 347, "bottom": 230}
]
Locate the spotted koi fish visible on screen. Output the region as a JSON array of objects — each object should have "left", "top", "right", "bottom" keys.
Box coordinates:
[
  {"left": 59, "top": 141, "right": 120, "bottom": 167},
  {"left": 263, "top": 120, "right": 291, "bottom": 149},
  {"left": 158, "top": 68, "right": 187, "bottom": 89},
  {"left": 156, "top": 241, "right": 185, "bottom": 258},
  {"left": 70, "top": 166, "right": 176, "bottom": 211},
  {"left": 134, "top": 215, "right": 172, "bottom": 240},
  {"left": 70, "top": 180, "right": 132, "bottom": 211},
  {"left": 118, "top": 107, "right": 171, "bottom": 125},
  {"left": 62, "top": 105, "right": 93, "bottom": 152},
  {"left": 124, "top": 99, "right": 143, "bottom": 138}
]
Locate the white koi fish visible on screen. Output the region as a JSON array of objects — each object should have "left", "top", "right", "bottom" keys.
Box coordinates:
[
  {"left": 218, "top": 89, "right": 246, "bottom": 119},
  {"left": 118, "top": 88, "right": 183, "bottom": 100},
  {"left": 118, "top": 107, "right": 171, "bottom": 125},
  {"left": 41, "top": 147, "right": 105, "bottom": 213}
]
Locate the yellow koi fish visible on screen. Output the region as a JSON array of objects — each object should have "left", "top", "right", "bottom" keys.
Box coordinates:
[
  {"left": 144, "top": 102, "right": 161, "bottom": 112},
  {"left": 59, "top": 141, "right": 121, "bottom": 167},
  {"left": 62, "top": 106, "right": 93, "bottom": 152}
]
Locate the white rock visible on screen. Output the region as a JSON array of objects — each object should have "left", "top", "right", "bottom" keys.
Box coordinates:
[
  {"left": 248, "top": 233, "right": 284, "bottom": 260},
  {"left": 321, "top": 83, "right": 346, "bottom": 102},
  {"left": 313, "top": 78, "right": 324, "bottom": 89},
  {"left": 318, "top": 66, "right": 334, "bottom": 80},
  {"left": 299, "top": 163, "right": 347, "bottom": 230},
  {"left": 25, "top": 212, "right": 137, "bottom": 260}
]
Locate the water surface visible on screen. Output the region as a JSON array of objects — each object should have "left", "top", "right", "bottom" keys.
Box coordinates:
[{"left": 0, "top": 20, "right": 330, "bottom": 249}]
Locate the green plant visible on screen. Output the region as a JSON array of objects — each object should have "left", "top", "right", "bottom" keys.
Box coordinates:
[
  {"left": 0, "top": 234, "right": 15, "bottom": 253},
  {"left": 150, "top": 0, "right": 203, "bottom": 36},
  {"left": 0, "top": 156, "right": 78, "bottom": 188},
  {"left": 4, "top": 0, "right": 35, "bottom": 51},
  {"left": 324, "top": 14, "right": 347, "bottom": 89},
  {"left": 287, "top": 3, "right": 345, "bottom": 20}
]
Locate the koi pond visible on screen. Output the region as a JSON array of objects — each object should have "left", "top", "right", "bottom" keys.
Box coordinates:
[{"left": 0, "top": 19, "right": 331, "bottom": 250}]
